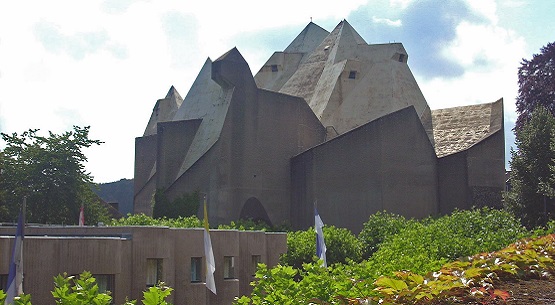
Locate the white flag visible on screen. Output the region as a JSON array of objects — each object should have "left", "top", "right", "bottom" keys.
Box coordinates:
[
  {"left": 315, "top": 207, "right": 327, "bottom": 267},
  {"left": 203, "top": 198, "right": 216, "bottom": 294},
  {"left": 5, "top": 212, "right": 24, "bottom": 305}
]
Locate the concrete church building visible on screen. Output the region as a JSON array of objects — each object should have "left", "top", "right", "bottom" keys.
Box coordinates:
[{"left": 134, "top": 20, "right": 505, "bottom": 233}]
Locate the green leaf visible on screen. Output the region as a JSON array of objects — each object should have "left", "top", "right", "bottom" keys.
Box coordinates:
[{"left": 374, "top": 277, "right": 408, "bottom": 291}]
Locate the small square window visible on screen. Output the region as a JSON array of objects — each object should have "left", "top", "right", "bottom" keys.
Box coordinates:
[
  {"left": 224, "top": 256, "right": 235, "bottom": 279},
  {"left": 146, "top": 259, "right": 163, "bottom": 288},
  {"left": 191, "top": 257, "right": 202, "bottom": 282},
  {"left": 399, "top": 54, "right": 405, "bottom": 62},
  {"left": 271, "top": 64, "right": 278, "bottom": 72},
  {"left": 348, "top": 70, "right": 357, "bottom": 79},
  {"left": 251, "top": 255, "right": 261, "bottom": 276}
]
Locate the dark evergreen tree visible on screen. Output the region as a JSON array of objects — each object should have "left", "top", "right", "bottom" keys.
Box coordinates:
[{"left": 0, "top": 126, "right": 109, "bottom": 224}]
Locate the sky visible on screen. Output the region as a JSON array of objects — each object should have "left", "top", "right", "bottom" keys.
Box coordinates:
[{"left": 0, "top": 0, "right": 553, "bottom": 183}]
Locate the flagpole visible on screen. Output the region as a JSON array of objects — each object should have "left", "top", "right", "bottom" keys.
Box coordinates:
[{"left": 5, "top": 197, "right": 25, "bottom": 305}]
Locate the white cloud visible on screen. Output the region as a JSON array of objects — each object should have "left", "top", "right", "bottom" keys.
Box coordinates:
[
  {"left": 465, "top": 0, "right": 499, "bottom": 24},
  {"left": 372, "top": 16, "right": 402, "bottom": 27}
]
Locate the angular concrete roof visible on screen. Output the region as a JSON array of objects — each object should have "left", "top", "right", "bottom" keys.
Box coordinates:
[
  {"left": 173, "top": 58, "right": 230, "bottom": 177},
  {"left": 143, "top": 86, "right": 183, "bottom": 136},
  {"left": 284, "top": 22, "right": 330, "bottom": 55},
  {"left": 432, "top": 98, "right": 504, "bottom": 157},
  {"left": 277, "top": 20, "right": 433, "bottom": 142},
  {"left": 254, "top": 22, "right": 329, "bottom": 92}
]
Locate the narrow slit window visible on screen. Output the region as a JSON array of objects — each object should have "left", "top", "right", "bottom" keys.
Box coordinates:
[
  {"left": 146, "top": 258, "right": 163, "bottom": 288},
  {"left": 399, "top": 54, "right": 405, "bottom": 62},
  {"left": 191, "top": 257, "right": 202, "bottom": 282},
  {"left": 251, "top": 255, "right": 261, "bottom": 276},
  {"left": 348, "top": 70, "right": 357, "bottom": 79},
  {"left": 224, "top": 256, "right": 235, "bottom": 279}
]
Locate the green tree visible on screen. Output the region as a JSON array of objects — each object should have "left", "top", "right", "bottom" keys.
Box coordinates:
[
  {"left": 0, "top": 126, "right": 109, "bottom": 224},
  {"left": 505, "top": 107, "right": 555, "bottom": 228}
]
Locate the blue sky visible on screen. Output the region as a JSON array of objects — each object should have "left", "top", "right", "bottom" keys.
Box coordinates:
[{"left": 0, "top": 0, "right": 553, "bottom": 183}]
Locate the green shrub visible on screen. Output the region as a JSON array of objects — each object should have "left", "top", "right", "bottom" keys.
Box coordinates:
[
  {"left": 358, "top": 211, "right": 414, "bottom": 259},
  {"left": 218, "top": 218, "right": 272, "bottom": 231},
  {"left": 369, "top": 207, "right": 527, "bottom": 275},
  {"left": 52, "top": 271, "right": 112, "bottom": 305},
  {"left": 109, "top": 213, "right": 201, "bottom": 228},
  {"left": 234, "top": 262, "right": 360, "bottom": 305},
  {"left": 1, "top": 272, "right": 173, "bottom": 305},
  {"left": 280, "top": 225, "right": 362, "bottom": 269},
  {"left": 152, "top": 190, "right": 200, "bottom": 219}
]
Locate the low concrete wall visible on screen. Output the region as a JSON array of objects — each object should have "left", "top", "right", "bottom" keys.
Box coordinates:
[{"left": 0, "top": 225, "right": 286, "bottom": 305}]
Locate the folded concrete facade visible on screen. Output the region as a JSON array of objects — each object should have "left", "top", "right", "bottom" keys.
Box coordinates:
[{"left": 134, "top": 20, "right": 505, "bottom": 233}]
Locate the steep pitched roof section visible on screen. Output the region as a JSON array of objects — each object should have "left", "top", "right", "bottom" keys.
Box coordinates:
[
  {"left": 432, "top": 98, "right": 504, "bottom": 157},
  {"left": 143, "top": 86, "right": 183, "bottom": 136},
  {"left": 172, "top": 58, "right": 230, "bottom": 178},
  {"left": 278, "top": 21, "right": 347, "bottom": 102},
  {"left": 284, "top": 22, "right": 330, "bottom": 55},
  {"left": 278, "top": 20, "right": 434, "bottom": 143},
  {"left": 254, "top": 22, "right": 329, "bottom": 91}
]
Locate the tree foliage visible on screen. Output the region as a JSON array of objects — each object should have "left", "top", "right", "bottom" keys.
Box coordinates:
[
  {"left": 370, "top": 208, "right": 526, "bottom": 276},
  {"left": 358, "top": 211, "right": 414, "bottom": 259},
  {"left": 0, "top": 126, "right": 109, "bottom": 224},
  {"left": 280, "top": 225, "right": 363, "bottom": 269},
  {"left": 152, "top": 189, "right": 200, "bottom": 219},
  {"left": 109, "top": 213, "right": 202, "bottom": 228},
  {"left": 515, "top": 41, "right": 555, "bottom": 130},
  {"left": 236, "top": 208, "right": 529, "bottom": 305},
  {"left": 505, "top": 107, "right": 555, "bottom": 228}
]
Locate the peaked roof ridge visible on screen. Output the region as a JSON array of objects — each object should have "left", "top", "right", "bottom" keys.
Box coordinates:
[
  {"left": 165, "top": 85, "right": 183, "bottom": 102},
  {"left": 214, "top": 47, "right": 245, "bottom": 63},
  {"left": 284, "top": 21, "right": 330, "bottom": 54},
  {"left": 326, "top": 20, "right": 368, "bottom": 64},
  {"left": 339, "top": 19, "right": 367, "bottom": 45}
]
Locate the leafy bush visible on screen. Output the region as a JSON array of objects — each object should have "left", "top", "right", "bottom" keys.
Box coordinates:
[
  {"left": 152, "top": 190, "right": 200, "bottom": 219},
  {"left": 369, "top": 207, "right": 527, "bottom": 275},
  {"left": 52, "top": 271, "right": 112, "bottom": 305},
  {"left": 218, "top": 218, "right": 272, "bottom": 231},
  {"left": 280, "top": 225, "right": 362, "bottom": 269},
  {"left": 369, "top": 234, "right": 555, "bottom": 305},
  {"left": 109, "top": 213, "right": 201, "bottom": 228},
  {"left": 0, "top": 272, "right": 173, "bottom": 305},
  {"left": 358, "top": 211, "right": 414, "bottom": 259},
  {"left": 234, "top": 262, "right": 357, "bottom": 305}
]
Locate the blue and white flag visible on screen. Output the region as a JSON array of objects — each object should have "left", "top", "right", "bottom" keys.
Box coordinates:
[
  {"left": 314, "top": 207, "right": 327, "bottom": 267},
  {"left": 5, "top": 212, "right": 24, "bottom": 305}
]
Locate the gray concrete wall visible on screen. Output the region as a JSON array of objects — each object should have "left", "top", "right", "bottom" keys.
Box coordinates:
[
  {"left": 134, "top": 135, "right": 158, "bottom": 215},
  {"left": 437, "top": 151, "right": 470, "bottom": 214},
  {"left": 437, "top": 131, "right": 505, "bottom": 214},
  {"left": 156, "top": 119, "right": 202, "bottom": 189},
  {"left": 166, "top": 49, "right": 326, "bottom": 227},
  {"left": 0, "top": 226, "right": 286, "bottom": 305},
  {"left": 291, "top": 106, "right": 439, "bottom": 233}
]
